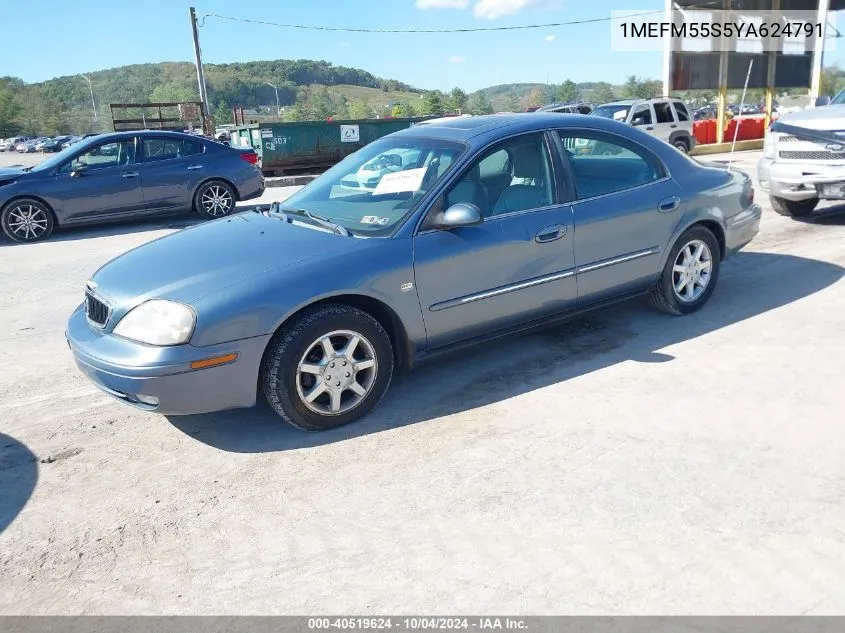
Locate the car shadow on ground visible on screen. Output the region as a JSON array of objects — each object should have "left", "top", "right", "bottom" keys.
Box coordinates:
[
  {"left": 167, "top": 250, "right": 844, "bottom": 453},
  {"left": 794, "top": 202, "right": 845, "bottom": 226},
  {"left": 0, "top": 432, "right": 38, "bottom": 535},
  {"left": 0, "top": 203, "right": 275, "bottom": 246}
]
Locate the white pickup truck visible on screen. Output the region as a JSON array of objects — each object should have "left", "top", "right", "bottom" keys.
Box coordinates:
[{"left": 758, "top": 98, "right": 845, "bottom": 218}]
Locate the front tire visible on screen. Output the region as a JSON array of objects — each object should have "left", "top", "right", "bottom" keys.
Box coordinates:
[
  {"left": 648, "top": 225, "right": 720, "bottom": 316},
  {"left": 261, "top": 304, "right": 395, "bottom": 431},
  {"left": 770, "top": 195, "right": 817, "bottom": 218},
  {"left": 1, "top": 198, "right": 55, "bottom": 243},
  {"left": 193, "top": 180, "right": 236, "bottom": 219}
]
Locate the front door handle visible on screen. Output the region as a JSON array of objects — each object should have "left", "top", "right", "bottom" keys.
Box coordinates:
[
  {"left": 646, "top": 126, "right": 654, "bottom": 130},
  {"left": 535, "top": 224, "right": 566, "bottom": 243},
  {"left": 670, "top": 124, "right": 677, "bottom": 128},
  {"left": 658, "top": 196, "right": 681, "bottom": 212},
  {"left": 187, "top": 164, "right": 203, "bottom": 171},
  {"left": 121, "top": 172, "right": 139, "bottom": 179}
]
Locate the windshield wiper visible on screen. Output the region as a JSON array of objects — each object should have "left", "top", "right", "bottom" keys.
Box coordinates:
[{"left": 272, "top": 203, "right": 350, "bottom": 236}]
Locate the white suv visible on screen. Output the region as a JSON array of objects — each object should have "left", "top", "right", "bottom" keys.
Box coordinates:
[{"left": 590, "top": 98, "right": 696, "bottom": 153}]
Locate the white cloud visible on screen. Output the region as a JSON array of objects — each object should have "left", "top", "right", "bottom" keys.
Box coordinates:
[
  {"left": 544, "top": 34, "right": 555, "bottom": 42},
  {"left": 473, "top": 0, "right": 563, "bottom": 20},
  {"left": 416, "top": 0, "right": 470, "bottom": 8},
  {"left": 448, "top": 55, "right": 466, "bottom": 63}
]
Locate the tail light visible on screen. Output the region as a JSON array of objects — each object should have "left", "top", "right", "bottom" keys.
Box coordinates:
[{"left": 240, "top": 151, "right": 259, "bottom": 165}]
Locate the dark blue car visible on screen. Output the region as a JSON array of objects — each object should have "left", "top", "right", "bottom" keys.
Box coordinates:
[
  {"left": 0, "top": 130, "right": 264, "bottom": 242},
  {"left": 66, "top": 114, "right": 761, "bottom": 431}
]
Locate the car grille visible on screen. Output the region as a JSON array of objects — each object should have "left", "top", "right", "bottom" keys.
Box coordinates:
[
  {"left": 777, "top": 134, "right": 845, "bottom": 161},
  {"left": 85, "top": 291, "right": 110, "bottom": 327},
  {"left": 778, "top": 150, "right": 843, "bottom": 160}
]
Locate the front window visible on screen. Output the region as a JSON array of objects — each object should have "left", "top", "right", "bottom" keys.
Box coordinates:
[
  {"left": 281, "top": 136, "right": 466, "bottom": 235},
  {"left": 591, "top": 104, "right": 631, "bottom": 122},
  {"left": 58, "top": 140, "right": 135, "bottom": 174},
  {"left": 444, "top": 133, "right": 554, "bottom": 219}
]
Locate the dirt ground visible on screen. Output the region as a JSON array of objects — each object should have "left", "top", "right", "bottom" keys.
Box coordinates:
[{"left": 1, "top": 149, "right": 844, "bottom": 614}]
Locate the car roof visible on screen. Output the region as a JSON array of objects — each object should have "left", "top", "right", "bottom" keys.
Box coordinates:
[{"left": 390, "top": 112, "right": 644, "bottom": 143}]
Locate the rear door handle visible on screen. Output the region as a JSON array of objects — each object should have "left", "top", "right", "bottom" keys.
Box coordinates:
[
  {"left": 670, "top": 124, "right": 677, "bottom": 128},
  {"left": 187, "top": 164, "right": 203, "bottom": 171},
  {"left": 121, "top": 172, "right": 139, "bottom": 179},
  {"left": 658, "top": 196, "right": 681, "bottom": 212},
  {"left": 646, "top": 126, "right": 654, "bottom": 130},
  {"left": 535, "top": 224, "right": 566, "bottom": 243}
]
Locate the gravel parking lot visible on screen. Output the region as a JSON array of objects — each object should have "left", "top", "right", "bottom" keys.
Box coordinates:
[{"left": 1, "top": 148, "right": 844, "bottom": 615}]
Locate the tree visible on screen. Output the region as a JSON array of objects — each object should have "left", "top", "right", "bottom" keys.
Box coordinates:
[
  {"left": 502, "top": 92, "right": 519, "bottom": 113},
  {"left": 421, "top": 91, "right": 446, "bottom": 116},
  {"left": 213, "top": 100, "right": 231, "bottom": 126},
  {"left": 556, "top": 80, "right": 580, "bottom": 103},
  {"left": 149, "top": 83, "right": 198, "bottom": 103},
  {"left": 821, "top": 65, "right": 845, "bottom": 98},
  {"left": 448, "top": 87, "right": 468, "bottom": 114},
  {"left": 621, "top": 75, "right": 662, "bottom": 100},
  {"left": 347, "top": 100, "right": 372, "bottom": 119},
  {"left": 282, "top": 103, "right": 306, "bottom": 122},
  {"left": 0, "top": 85, "right": 21, "bottom": 137},
  {"left": 591, "top": 82, "right": 615, "bottom": 104},
  {"left": 467, "top": 91, "right": 494, "bottom": 115},
  {"left": 520, "top": 87, "right": 545, "bottom": 111},
  {"left": 392, "top": 101, "right": 416, "bottom": 118}
]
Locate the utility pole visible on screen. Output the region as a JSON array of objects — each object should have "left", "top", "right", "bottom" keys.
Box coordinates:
[
  {"left": 264, "top": 82, "right": 280, "bottom": 115},
  {"left": 189, "top": 7, "right": 209, "bottom": 113},
  {"left": 79, "top": 74, "right": 97, "bottom": 120}
]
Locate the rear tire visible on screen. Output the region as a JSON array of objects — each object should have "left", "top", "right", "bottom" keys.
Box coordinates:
[
  {"left": 673, "top": 138, "right": 689, "bottom": 153},
  {"left": 193, "top": 180, "right": 236, "bottom": 219},
  {"left": 261, "top": 304, "right": 394, "bottom": 431},
  {"left": 1, "top": 198, "right": 55, "bottom": 243},
  {"left": 770, "top": 195, "right": 818, "bottom": 218},
  {"left": 648, "top": 225, "right": 720, "bottom": 316}
]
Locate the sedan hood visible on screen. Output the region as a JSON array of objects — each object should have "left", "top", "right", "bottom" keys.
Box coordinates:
[
  {"left": 0, "top": 167, "right": 27, "bottom": 182},
  {"left": 91, "top": 211, "right": 365, "bottom": 306}
]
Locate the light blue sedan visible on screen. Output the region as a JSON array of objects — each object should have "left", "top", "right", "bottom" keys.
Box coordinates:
[{"left": 66, "top": 113, "right": 761, "bottom": 430}]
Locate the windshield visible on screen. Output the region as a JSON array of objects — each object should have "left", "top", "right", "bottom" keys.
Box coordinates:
[
  {"left": 281, "top": 135, "right": 466, "bottom": 235},
  {"left": 29, "top": 136, "right": 102, "bottom": 172},
  {"left": 591, "top": 104, "right": 631, "bottom": 122},
  {"left": 831, "top": 88, "right": 845, "bottom": 105}
]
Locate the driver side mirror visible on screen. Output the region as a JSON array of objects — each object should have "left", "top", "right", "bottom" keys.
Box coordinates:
[
  {"left": 632, "top": 117, "right": 647, "bottom": 126},
  {"left": 70, "top": 164, "right": 87, "bottom": 178},
  {"left": 815, "top": 95, "right": 831, "bottom": 107},
  {"left": 434, "top": 203, "right": 482, "bottom": 230}
]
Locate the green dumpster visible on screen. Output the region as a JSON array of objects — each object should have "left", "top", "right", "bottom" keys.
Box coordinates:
[{"left": 256, "top": 117, "right": 430, "bottom": 175}]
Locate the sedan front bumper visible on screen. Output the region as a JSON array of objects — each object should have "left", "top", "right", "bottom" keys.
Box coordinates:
[
  {"left": 66, "top": 305, "right": 272, "bottom": 416},
  {"left": 758, "top": 157, "right": 845, "bottom": 202}
]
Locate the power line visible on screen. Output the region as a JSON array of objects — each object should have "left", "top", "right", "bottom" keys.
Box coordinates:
[{"left": 198, "top": 10, "right": 664, "bottom": 34}]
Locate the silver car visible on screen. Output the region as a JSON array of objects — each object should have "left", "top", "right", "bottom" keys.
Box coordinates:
[{"left": 67, "top": 113, "right": 761, "bottom": 431}]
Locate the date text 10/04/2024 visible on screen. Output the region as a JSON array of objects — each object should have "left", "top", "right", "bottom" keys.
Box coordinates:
[{"left": 308, "top": 617, "right": 529, "bottom": 630}]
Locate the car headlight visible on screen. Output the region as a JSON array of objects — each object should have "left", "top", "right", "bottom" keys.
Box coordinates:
[
  {"left": 113, "top": 300, "right": 196, "bottom": 346},
  {"left": 763, "top": 130, "right": 777, "bottom": 158}
]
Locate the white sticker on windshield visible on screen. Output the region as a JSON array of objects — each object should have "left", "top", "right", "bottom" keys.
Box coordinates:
[
  {"left": 613, "top": 110, "right": 627, "bottom": 121},
  {"left": 371, "top": 167, "right": 427, "bottom": 196},
  {"left": 360, "top": 215, "right": 391, "bottom": 225}
]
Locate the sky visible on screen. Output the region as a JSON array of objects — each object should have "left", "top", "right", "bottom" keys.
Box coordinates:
[{"left": 1, "top": 0, "right": 844, "bottom": 91}]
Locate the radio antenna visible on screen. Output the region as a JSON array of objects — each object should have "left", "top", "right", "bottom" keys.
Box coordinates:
[{"left": 728, "top": 58, "right": 754, "bottom": 172}]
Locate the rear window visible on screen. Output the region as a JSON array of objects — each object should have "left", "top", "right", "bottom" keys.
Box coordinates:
[
  {"left": 653, "top": 101, "right": 675, "bottom": 123},
  {"left": 673, "top": 101, "right": 690, "bottom": 122}
]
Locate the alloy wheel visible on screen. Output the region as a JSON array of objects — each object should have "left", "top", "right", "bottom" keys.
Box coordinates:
[
  {"left": 295, "top": 330, "right": 378, "bottom": 416},
  {"left": 7, "top": 204, "right": 49, "bottom": 240},
  {"left": 672, "top": 239, "right": 712, "bottom": 303},
  {"left": 200, "top": 185, "right": 233, "bottom": 216}
]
